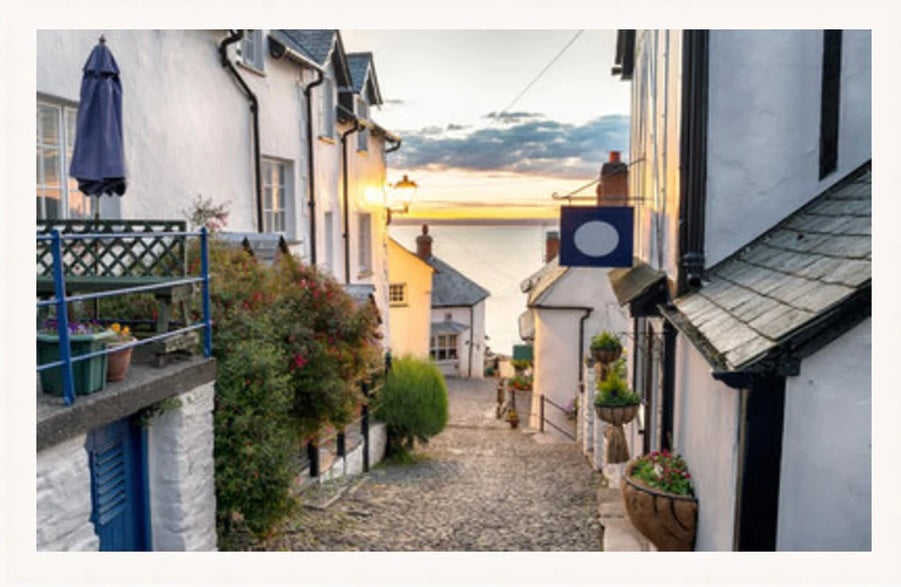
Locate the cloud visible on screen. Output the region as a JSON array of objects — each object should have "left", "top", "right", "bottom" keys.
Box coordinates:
[
  {"left": 483, "top": 111, "right": 544, "bottom": 125},
  {"left": 389, "top": 114, "right": 629, "bottom": 179}
]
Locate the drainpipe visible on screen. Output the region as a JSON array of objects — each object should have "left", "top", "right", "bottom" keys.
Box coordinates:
[
  {"left": 578, "top": 309, "right": 593, "bottom": 390},
  {"left": 218, "top": 30, "right": 263, "bottom": 233},
  {"left": 340, "top": 117, "right": 361, "bottom": 284},
  {"left": 303, "top": 69, "right": 325, "bottom": 264},
  {"left": 468, "top": 306, "right": 475, "bottom": 378}
]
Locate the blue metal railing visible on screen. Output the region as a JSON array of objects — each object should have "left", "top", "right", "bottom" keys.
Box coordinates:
[{"left": 36, "top": 227, "right": 213, "bottom": 406}]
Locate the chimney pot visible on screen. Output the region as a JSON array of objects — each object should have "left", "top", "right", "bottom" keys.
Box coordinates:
[
  {"left": 597, "top": 152, "right": 629, "bottom": 206},
  {"left": 416, "top": 224, "right": 433, "bottom": 259},
  {"left": 609, "top": 150, "right": 621, "bottom": 163},
  {"left": 545, "top": 230, "right": 560, "bottom": 262}
]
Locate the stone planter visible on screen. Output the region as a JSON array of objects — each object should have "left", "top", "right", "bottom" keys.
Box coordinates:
[
  {"left": 507, "top": 412, "right": 520, "bottom": 429},
  {"left": 106, "top": 339, "right": 136, "bottom": 382},
  {"left": 594, "top": 403, "right": 639, "bottom": 426},
  {"left": 37, "top": 330, "right": 115, "bottom": 395},
  {"left": 621, "top": 458, "right": 698, "bottom": 551},
  {"left": 591, "top": 347, "right": 622, "bottom": 365}
]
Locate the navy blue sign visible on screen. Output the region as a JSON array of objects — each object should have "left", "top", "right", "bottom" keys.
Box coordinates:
[{"left": 559, "top": 206, "right": 633, "bottom": 267}]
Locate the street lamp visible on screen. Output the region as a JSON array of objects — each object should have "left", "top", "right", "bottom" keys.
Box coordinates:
[{"left": 386, "top": 174, "right": 418, "bottom": 223}]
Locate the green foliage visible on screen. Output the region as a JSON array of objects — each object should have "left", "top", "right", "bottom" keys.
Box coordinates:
[
  {"left": 511, "top": 359, "right": 532, "bottom": 372},
  {"left": 374, "top": 357, "right": 449, "bottom": 456},
  {"left": 213, "top": 339, "right": 298, "bottom": 538},
  {"left": 590, "top": 331, "right": 622, "bottom": 352},
  {"left": 631, "top": 451, "right": 694, "bottom": 496},
  {"left": 508, "top": 374, "right": 532, "bottom": 391},
  {"left": 594, "top": 359, "right": 640, "bottom": 407}
]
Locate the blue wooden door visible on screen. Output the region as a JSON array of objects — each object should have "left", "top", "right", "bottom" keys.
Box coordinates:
[{"left": 86, "top": 418, "right": 150, "bottom": 551}]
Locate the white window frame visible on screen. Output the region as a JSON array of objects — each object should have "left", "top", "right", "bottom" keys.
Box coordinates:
[
  {"left": 430, "top": 334, "right": 458, "bottom": 361},
  {"left": 240, "top": 30, "right": 265, "bottom": 72},
  {"left": 389, "top": 283, "right": 406, "bottom": 305},
  {"left": 357, "top": 212, "right": 372, "bottom": 275},
  {"left": 318, "top": 76, "right": 336, "bottom": 139},
  {"left": 37, "top": 98, "right": 95, "bottom": 220},
  {"left": 356, "top": 96, "right": 369, "bottom": 152},
  {"left": 262, "top": 158, "right": 291, "bottom": 236}
]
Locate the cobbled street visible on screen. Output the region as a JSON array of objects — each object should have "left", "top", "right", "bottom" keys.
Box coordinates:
[{"left": 255, "top": 378, "right": 603, "bottom": 551}]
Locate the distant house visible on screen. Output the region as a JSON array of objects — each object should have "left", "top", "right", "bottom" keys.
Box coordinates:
[
  {"left": 519, "top": 231, "right": 627, "bottom": 432},
  {"left": 607, "top": 29, "right": 871, "bottom": 551},
  {"left": 410, "top": 225, "right": 490, "bottom": 378},
  {"left": 387, "top": 238, "right": 435, "bottom": 358}
]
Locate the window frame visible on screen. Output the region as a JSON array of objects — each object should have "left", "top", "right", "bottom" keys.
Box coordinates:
[
  {"left": 318, "top": 76, "right": 336, "bottom": 140},
  {"left": 261, "top": 157, "right": 291, "bottom": 237},
  {"left": 388, "top": 283, "right": 406, "bottom": 305},
  {"left": 324, "top": 210, "right": 334, "bottom": 270},
  {"left": 240, "top": 30, "right": 265, "bottom": 72},
  {"left": 37, "top": 98, "right": 95, "bottom": 220},
  {"left": 429, "top": 334, "right": 459, "bottom": 361},
  {"left": 357, "top": 211, "right": 372, "bottom": 275}
]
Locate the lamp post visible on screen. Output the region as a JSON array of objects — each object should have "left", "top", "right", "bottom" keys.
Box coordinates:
[{"left": 386, "top": 174, "right": 418, "bottom": 224}]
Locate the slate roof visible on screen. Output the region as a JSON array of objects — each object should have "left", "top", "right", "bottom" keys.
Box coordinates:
[
  {"left": 431, "top": 320, "right": 471, "bottom": 335},
  {"left": 346, "top": 53, "right": 371, "bottom": 94},
  {"left": 664, "top": 163, "right": 871, "bottom": 371},
  {"left": 519, "top": 256, "right": 570, "bottom": 306},
  {"left": 218, "top": 232, "right": 288, "bottom": 266},
  {"left": 277, "top": 30, "right": 336, "bottom": 66},
  {"left": 424, "top": 255, "right": 490, "bottom": 308}
]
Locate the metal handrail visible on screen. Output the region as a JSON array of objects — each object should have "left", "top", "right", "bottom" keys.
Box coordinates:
[
  {"left": 539, "top": 394, "right": 577, "bottom": 441},
  {"left": 36, "top": 228, "right": 213, "bottom": 406}
]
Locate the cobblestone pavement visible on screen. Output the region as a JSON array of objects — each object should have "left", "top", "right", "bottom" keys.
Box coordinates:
[{"left": 255, "top": 378, "right": 603, "bottom": 551}]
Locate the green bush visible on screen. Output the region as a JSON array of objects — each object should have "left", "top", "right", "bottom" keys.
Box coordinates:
[
  {"left": 590, "top": 331, "right": 622, "bottom": 352},
  {"left": 375, "top": 357, "right": 449, "bottom": 456},
  {"left": 595, "top": 358, "right": 641, "bottom": 407}
]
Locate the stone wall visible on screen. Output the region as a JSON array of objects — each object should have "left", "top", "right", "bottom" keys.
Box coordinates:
[
  {"left": 147, "top": 382, "right": 217, "bottom": 551},
  {"left": 36, "top": 434, "right": 99, "bottom": 551}
]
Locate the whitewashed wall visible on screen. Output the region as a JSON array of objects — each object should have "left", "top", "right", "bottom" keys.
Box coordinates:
[
  {"left": 147, "top": 382, "right": 217, "bottom": 551},
  {"left": 705, "top": 30, "right": 872, "bottom": 266},
  {"left": 36, "top": 434, "right": 99, "bottom": 551},
  {"left": 430, "top": 303, "right": 485, "bottom": 378},
  {"left": 673, "top": 334, "right": 741, "bottom": 551},
  {"left": 777, "top": 318, "right": 871, "bottom": 551}
]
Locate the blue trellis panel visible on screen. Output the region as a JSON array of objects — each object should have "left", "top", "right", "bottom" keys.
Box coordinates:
[{"left": 86, "top": 418, "right": 150, "bottom": 551}]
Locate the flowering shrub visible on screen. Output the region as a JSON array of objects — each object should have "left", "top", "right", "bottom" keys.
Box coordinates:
[
  {"left": 508, "top": 374, "right": 532, "bottom": 391},
  {"left": 630, "top": 450, "right": 694, "bottom": 496},
  {"left": 564, "top": 395, "right": 578, "bottom": 418},
  {"left": 39, "top": 318, "right": 110, "bottom": 336}
]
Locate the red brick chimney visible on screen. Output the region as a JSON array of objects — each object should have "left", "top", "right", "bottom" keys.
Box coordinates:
[
  {"left": 416, "top": 224, "right": 433, "bottom": 259},
  {"left": 596, "top": 150, "right": 629, "bottom": 206},
  {"left": 545, "top": 230, "right": 560, "bottom": 262}
]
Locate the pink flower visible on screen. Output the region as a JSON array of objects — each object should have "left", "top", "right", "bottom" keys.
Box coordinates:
[{"left": 291, "top": 353, "right": 308, "bottom": 371}]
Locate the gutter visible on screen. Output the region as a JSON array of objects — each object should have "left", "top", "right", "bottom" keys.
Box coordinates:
[
  {"left": 338, "top": 107, "right": 361, "bottom": 284},
  {"left": 303, "top": 69, "right": 326, "bottom": 264},
  {"left": 218, "top": 30, "right": 263, "bottom": 233},
  {"left": 578, "top": 308, "right": 593, "bottom": 388}
]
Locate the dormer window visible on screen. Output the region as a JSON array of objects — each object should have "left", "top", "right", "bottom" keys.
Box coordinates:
[
  {"left": 356, "top": 96, "right": 369, "bottom": 152},
  {"left": 240, "top": 30, "right": 264, "bottom": 72}
]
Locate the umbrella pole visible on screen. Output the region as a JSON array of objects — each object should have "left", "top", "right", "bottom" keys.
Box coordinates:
[{"left": 93, "top": 204, "right": 100, "bottom": 320}]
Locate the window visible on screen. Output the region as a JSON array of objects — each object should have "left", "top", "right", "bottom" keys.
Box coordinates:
[
  {"left": 356, "top": 97, "right": 369, "bottom": 152},
  {"left": 324, "top": 210, "right": 334, "bottom": 269},
  {"left": 430, "top": 334, "right": 458, "bottom": 361},
  {"left": 37, "top": 100, "right": 94, "bottom": 220},
  {"left": 318, "top": 76, "right": 336, "bottom": 139},
  {"left": 389, "top": 283, "right": 406, "bottom": 305},
  {"left": 262, "top": 158, "right": 289, "bottom": 235},
  {"left": 357, "top": 212, "right": 372, "bottom": 274},
  {"left": 240, "top": 30, "right": 264, "bottom": 71}
]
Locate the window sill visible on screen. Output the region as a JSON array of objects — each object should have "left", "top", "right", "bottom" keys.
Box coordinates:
[
  {"left": 318, "top": 135, "right": 337, "bottom": 145},
  {"left": 357, "top": 269, "right": 373, "bottom": 279},
  {"left": 356, "top": 149, "right": 369, "bottom": 157},
  {"left": 236, "top": 60, "right": 266, "bottom": 77},
  {"left": 389, "top": 302, "right": 408, "bottom": 307}
]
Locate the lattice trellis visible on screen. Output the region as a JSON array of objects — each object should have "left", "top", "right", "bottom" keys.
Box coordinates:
[{"left": 37, "top": 220, "right": 187, "bottom": 278}]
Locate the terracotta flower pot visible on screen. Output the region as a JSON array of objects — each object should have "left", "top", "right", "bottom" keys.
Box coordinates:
[
  {"left": 594, "top": 403, "right": 639, "bottom": 425},
  {"left": 621, "top": 458, "right": 698, "bottom": 551},
  {"left": 106, "top": 340, "right": 135, "bottom": 382},
  {"left": 592, "top": 347, "right": 622, "bottom": 365}
]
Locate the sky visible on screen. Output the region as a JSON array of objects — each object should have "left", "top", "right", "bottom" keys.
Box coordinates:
[{"left": 342, "top": 30, "right": 631, "bottom": 220}]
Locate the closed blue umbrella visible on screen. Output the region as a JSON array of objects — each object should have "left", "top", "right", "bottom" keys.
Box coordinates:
[{"left": 69, "top": 36, "right": 126, "bottom": 201}]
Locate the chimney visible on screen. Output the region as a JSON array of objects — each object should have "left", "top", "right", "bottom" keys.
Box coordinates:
[
  {"left": 545, "top": 230, "right": 560, "bottom": 262},
  {"left": 416, "top": 224, "right": 433, "bottom": 259},
  {"left": 596, "top": 150, "right": 629, "bottom": 206}
]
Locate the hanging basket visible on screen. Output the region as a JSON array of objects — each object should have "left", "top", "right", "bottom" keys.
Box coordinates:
[
  {"left": 594, "top": 403, "right": 639, "bottom": 425},
  {"left": 621, "top": 458, "right": 698, "bottom": 551},
  {"left": 592, "top": 347, "right": 622, "bottom": 365}
]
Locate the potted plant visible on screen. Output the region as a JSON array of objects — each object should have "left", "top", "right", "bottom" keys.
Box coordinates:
[
  {"left": 509, "top": 374, "right": 533, "bottom": 392},
  {"left": 511, "top": 359, "right": 531, "bottom": 376},
  {"left": 507, "top": 408, "right": 520, "bottom": 429},
  {"left": 106, "top": 323, "right": 137, "bottom": 382},
  {"left": 593, "top": 360, "right": 640, "bottom": 425},
  {"left": 37, "top": 319, "right": 115, "bottom": 395},
  {"left": 565, "top": 395, "right": 578, "bottom": 420},
  {"left": 590, "top": 331, "right": 623, "bottom": 364},
  {"left": 621, "top": 450, "right": 698, "bottom": 551}
]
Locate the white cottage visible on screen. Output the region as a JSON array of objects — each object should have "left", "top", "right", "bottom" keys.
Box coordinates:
[{"left": 605, "top": 29, "right": 871, "bottom": 551}]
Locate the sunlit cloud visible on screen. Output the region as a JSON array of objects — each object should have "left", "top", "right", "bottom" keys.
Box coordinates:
[{"left": 389, "top": 114, "right": 628, "bottom": 179}]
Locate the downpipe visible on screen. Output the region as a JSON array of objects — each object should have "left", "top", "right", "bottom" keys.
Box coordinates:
[
  {"left": 340, "top": 118, "right": 361, "bottom": 283},
  {"left": 303, "top": 69, "right": 325, "bottom": 264}
]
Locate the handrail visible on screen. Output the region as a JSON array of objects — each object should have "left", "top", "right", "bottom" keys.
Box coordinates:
[
  {"left": 539, "top": 394, "right": 577, "bottom": 441},
  {"left": 36, "top": 227, "right": 213, "bottom": 406}
]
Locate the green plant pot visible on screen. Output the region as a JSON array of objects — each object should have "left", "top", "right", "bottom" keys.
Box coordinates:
[{"left": 37, "top": 330, "right": 115, "bottom": 396}]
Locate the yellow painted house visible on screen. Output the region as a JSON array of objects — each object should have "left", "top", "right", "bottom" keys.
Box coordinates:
[{"left": 387, "top": 238, "right": 434, "bottom": 358}]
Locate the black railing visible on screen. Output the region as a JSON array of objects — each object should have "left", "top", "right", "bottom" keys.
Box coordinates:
[{"left": 539, "top": 395, "right": 577, "bottom": 441}]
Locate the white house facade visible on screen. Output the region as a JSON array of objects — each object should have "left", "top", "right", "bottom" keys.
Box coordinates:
[{"left": 606, "top": 29, "right": 871, "bottom": 551}]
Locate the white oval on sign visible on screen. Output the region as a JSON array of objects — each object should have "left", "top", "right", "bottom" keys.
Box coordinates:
[{"left": 573, "top": 220, "right": 619, "bottom": 257}]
